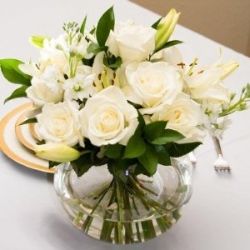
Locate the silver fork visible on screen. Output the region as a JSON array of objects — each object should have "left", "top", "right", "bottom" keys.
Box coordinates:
[{"left": 211, "top": 136, "right": 231, "bottom": 172}]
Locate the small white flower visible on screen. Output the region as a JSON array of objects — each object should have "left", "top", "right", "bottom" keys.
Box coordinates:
[
  {"left": 37, "top": 102, "right": 81, "bottom": 146},
  {"left": 106, "top": 21, "right": 156, "bottom": 63},
  {"left": 124, "top": 61, "right": 183, "bottom": 114},
  {"left": 152, "top": 94, "right": 205, "bottom": 142},
  {"left": 26, "top": 65, "right": 64, "bottom": 107},
  {"left": 64, "top": 65, "right": 95, "bottom": 101},
  {"left": 80, "top": 86, "right": 138, "bottom": 146}
]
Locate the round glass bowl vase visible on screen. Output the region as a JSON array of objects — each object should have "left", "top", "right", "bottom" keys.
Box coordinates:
[{"left": 54, "top": 156, "right": 193, "bottom": 244}]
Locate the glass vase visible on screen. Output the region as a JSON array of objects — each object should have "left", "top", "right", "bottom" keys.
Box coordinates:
[{"left": 54, "top": 156, "right": 193, "bottom": 244}]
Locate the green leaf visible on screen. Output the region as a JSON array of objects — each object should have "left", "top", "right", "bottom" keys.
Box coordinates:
[
  {"left": 108, "top": 160, "right": 130, "bottom": 183},
  {"left": 96, "top": 6, "right": 115, "bottom": 46},
  {"left": 104, "top": 144, "right": 124, "bottom": 159},
  {"left": 4, "top": 85, "right": 28, "bottom": 103},
  {"left": 71, "top": 152, "right": 93, "bottom": 177},
  {"left": 103, "top": 54, "right": 122, "bottom": 70},
  {"left": 87, "top": 43, "right": 105, "bottom": 54},
  {"left": 82, "top": 57, "right": 95, "bottom": 67},
  {"left": 138, "top": 111, "right": 146, "bottom": 128},
  {"left": 0, "top": 59, "right": 31, "bottom": 85},
  {"left": 36, "top": 140, "right": 46, "bottom": 145},
  {"left": 49, "top": 161, "right": 59, "bottom": 168},
  {"left": 29, "top": 35, "right": 50, "bottom": 48},
  {"left": 152, "top": 17, "right": 162, "bottom": 29},
  {"left": 151, "top": 129, "right": 184, "bottom": 145},
  {"left": 124, "top": 126, "right": 146, "bottom": 159},
  {"left": 145, "top": 121, "right": 167, "bottom": 136},
  {"left": 18, "top": 117, "right": 37, "bottom": 126},
  {"left": 154, "top": 145, "right": 171, "bottom": 166},
  {"left": 144, "top": 121, "right": 184, "bottom": 145},
  {"left": 154, "top": 40, "right": 183, "bottom": 53},
  {"left": 144, "top": 121, "right": 167, "bottom": 140},
  {"left": 80, "top": 16, "right": 87, "bottom": 34},
  {"left": 138, "top": 144, "right": 158, "bottom": 176},
  {"left": 167, "top": 142, "right": 201, "bottom": 157}
]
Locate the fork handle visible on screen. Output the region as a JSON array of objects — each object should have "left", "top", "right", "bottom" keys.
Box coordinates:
[{"left": 212, "top": 136, "right": 223, "bottom": 156}]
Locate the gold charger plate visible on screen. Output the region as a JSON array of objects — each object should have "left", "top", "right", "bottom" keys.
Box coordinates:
[{"left": 0, "top": 103, "right": 54, "bottom": 174}]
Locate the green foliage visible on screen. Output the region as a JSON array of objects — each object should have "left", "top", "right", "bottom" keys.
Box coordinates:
[
  {"left": 138, "top": 144, "right": 158, "bottom": 176},
  {"left": 167, "top": 142, "right": 201, "bottom": 157},
  {"left": 124, "top": 126, "right": 146, "bottom": 159},
  {"left": 220, "top": 83, "right": 250, "bottom": 117},
  {"left": 18, "top": 117, "right": 37, "bottom": 126},
  {"left": 104, "top": 144, "right": 124, "bottom": 159},
  {"left": 71, "top": 152, "right": 93, "bottom": 177},
  {"left": 80, "top": 16, "right": 87, "bottom": 34},
  {"left": 82, "top": 57, "right": 95, "bottom": 67},
  {"left": 29, "top": 35, "right": 50, "bottom": 48},
  {"left": 96, "top": 7, "right": 115, "bottom": 47},
  {"left": 87, "top": 43, "right": 107, "bottom": 56},
  {"left": 108, "top": 159, "right": 132, "bottom": 183},
  {"left": 4, "top": 85, "right": 28, "bottom": 103},
  {"left": 154, "top": 40, "right": 183, "bottom": 54},
  {"left": 151, "top": 129, "right": 184, "bottom": 145},
  {"left": 154, "top": 145, "right": 171, "bottom": 166},
  {"left": 103, "top": 53, "right": 122, "bottom": 70},
  {"left": 49, "top": 161, "right": 59, "bottom": 168},
  {"left": 0, "top": 59, "right": 31, "bottom": 85},
  {"left": 71, "top": 118, "right": 201, "bottom": 178},
  {"left": 144, "top": 121, "right": 184, "bottom": 144},
  {"left": 71, "top": 140, "right": 109, "bottom": 177},
  {"left": 151, "top": 17, "right": 162, "bottom": 29}
]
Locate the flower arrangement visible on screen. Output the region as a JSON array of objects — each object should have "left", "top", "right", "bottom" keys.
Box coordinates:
[{"left": 1, "top": 7, "right": 249, "bottom": 243}]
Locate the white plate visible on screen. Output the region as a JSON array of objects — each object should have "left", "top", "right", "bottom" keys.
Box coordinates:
[{"left": 0, "top": 103, "right": 54, "bottom": 174}]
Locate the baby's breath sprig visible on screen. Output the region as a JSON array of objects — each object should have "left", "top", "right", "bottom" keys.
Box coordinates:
[
  {"left": 63, "top": 21, "right": 86, "bottom": 78},
  {"left": 63, "top": 22, "right": 80, "bottom": 45},
  {"left": 220, "top": 83, "right": 250, "bottom": 117}
]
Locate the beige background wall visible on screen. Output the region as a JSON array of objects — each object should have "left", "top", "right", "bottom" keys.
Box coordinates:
[{"left": 130, "top": 0, "right": 250, "bottom": 56}]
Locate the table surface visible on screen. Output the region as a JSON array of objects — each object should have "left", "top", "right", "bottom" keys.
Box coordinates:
[{"left": 1, "top": 1, "right": 250, "bottom": 250}]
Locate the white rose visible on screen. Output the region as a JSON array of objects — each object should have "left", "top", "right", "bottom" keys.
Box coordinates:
[
  {"left": 26, "top": 66, "right": 64, "bottom": 107},
  {"left": 37, "top": 102, "right": 80, "bottom": 146},
  {"left": 152, "top": 94, "right": 205, "bottom": 142},
  {"left": 185, "top": 66, "right": 231, "bottom": 105},
  {"left": 80, "top": 86, "right": 138, "bottom": 146},
  {"left": 106, "top": 21, "right": 156, "bottom": 63},
  {"left": 64, "top": 65, "right": 95, "bottom": 101},
  {"left": 124, "top": 61, "right": 183, "bottom": 114}
]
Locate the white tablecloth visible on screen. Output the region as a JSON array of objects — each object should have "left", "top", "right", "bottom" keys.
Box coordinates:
[{"left": 1, "top": 1, "right": 250, "bottom": 249}]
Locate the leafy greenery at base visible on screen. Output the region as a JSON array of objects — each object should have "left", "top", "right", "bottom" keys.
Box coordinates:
[{"left": 71, "top": 115, "right": 201, "bottom": 179}]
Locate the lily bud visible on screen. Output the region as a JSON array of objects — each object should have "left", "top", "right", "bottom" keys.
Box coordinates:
[
  {"left": 29, "top": 35, "right": 50, "bottom": 48},
  {"left": 155, "top": 9, "right": 180, "bottom": 50},
  {"left": 35, "top": 143, "right": 81, "bottom": 162},
  {"left": 220, "top": 61, "right": 239, "bottom": 80}
]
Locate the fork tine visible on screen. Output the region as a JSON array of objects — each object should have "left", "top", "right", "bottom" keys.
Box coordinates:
[{"left": 212, "top": 136, "right": 231, "bottom": 173}]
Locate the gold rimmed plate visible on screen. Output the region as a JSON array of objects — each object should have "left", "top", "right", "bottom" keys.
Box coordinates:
[
  {"left": 15, "top": 110, "right": 42, "bottom": 151},
  {"left": 0, "top": 103, "right": 55, "bottom": 174}
]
